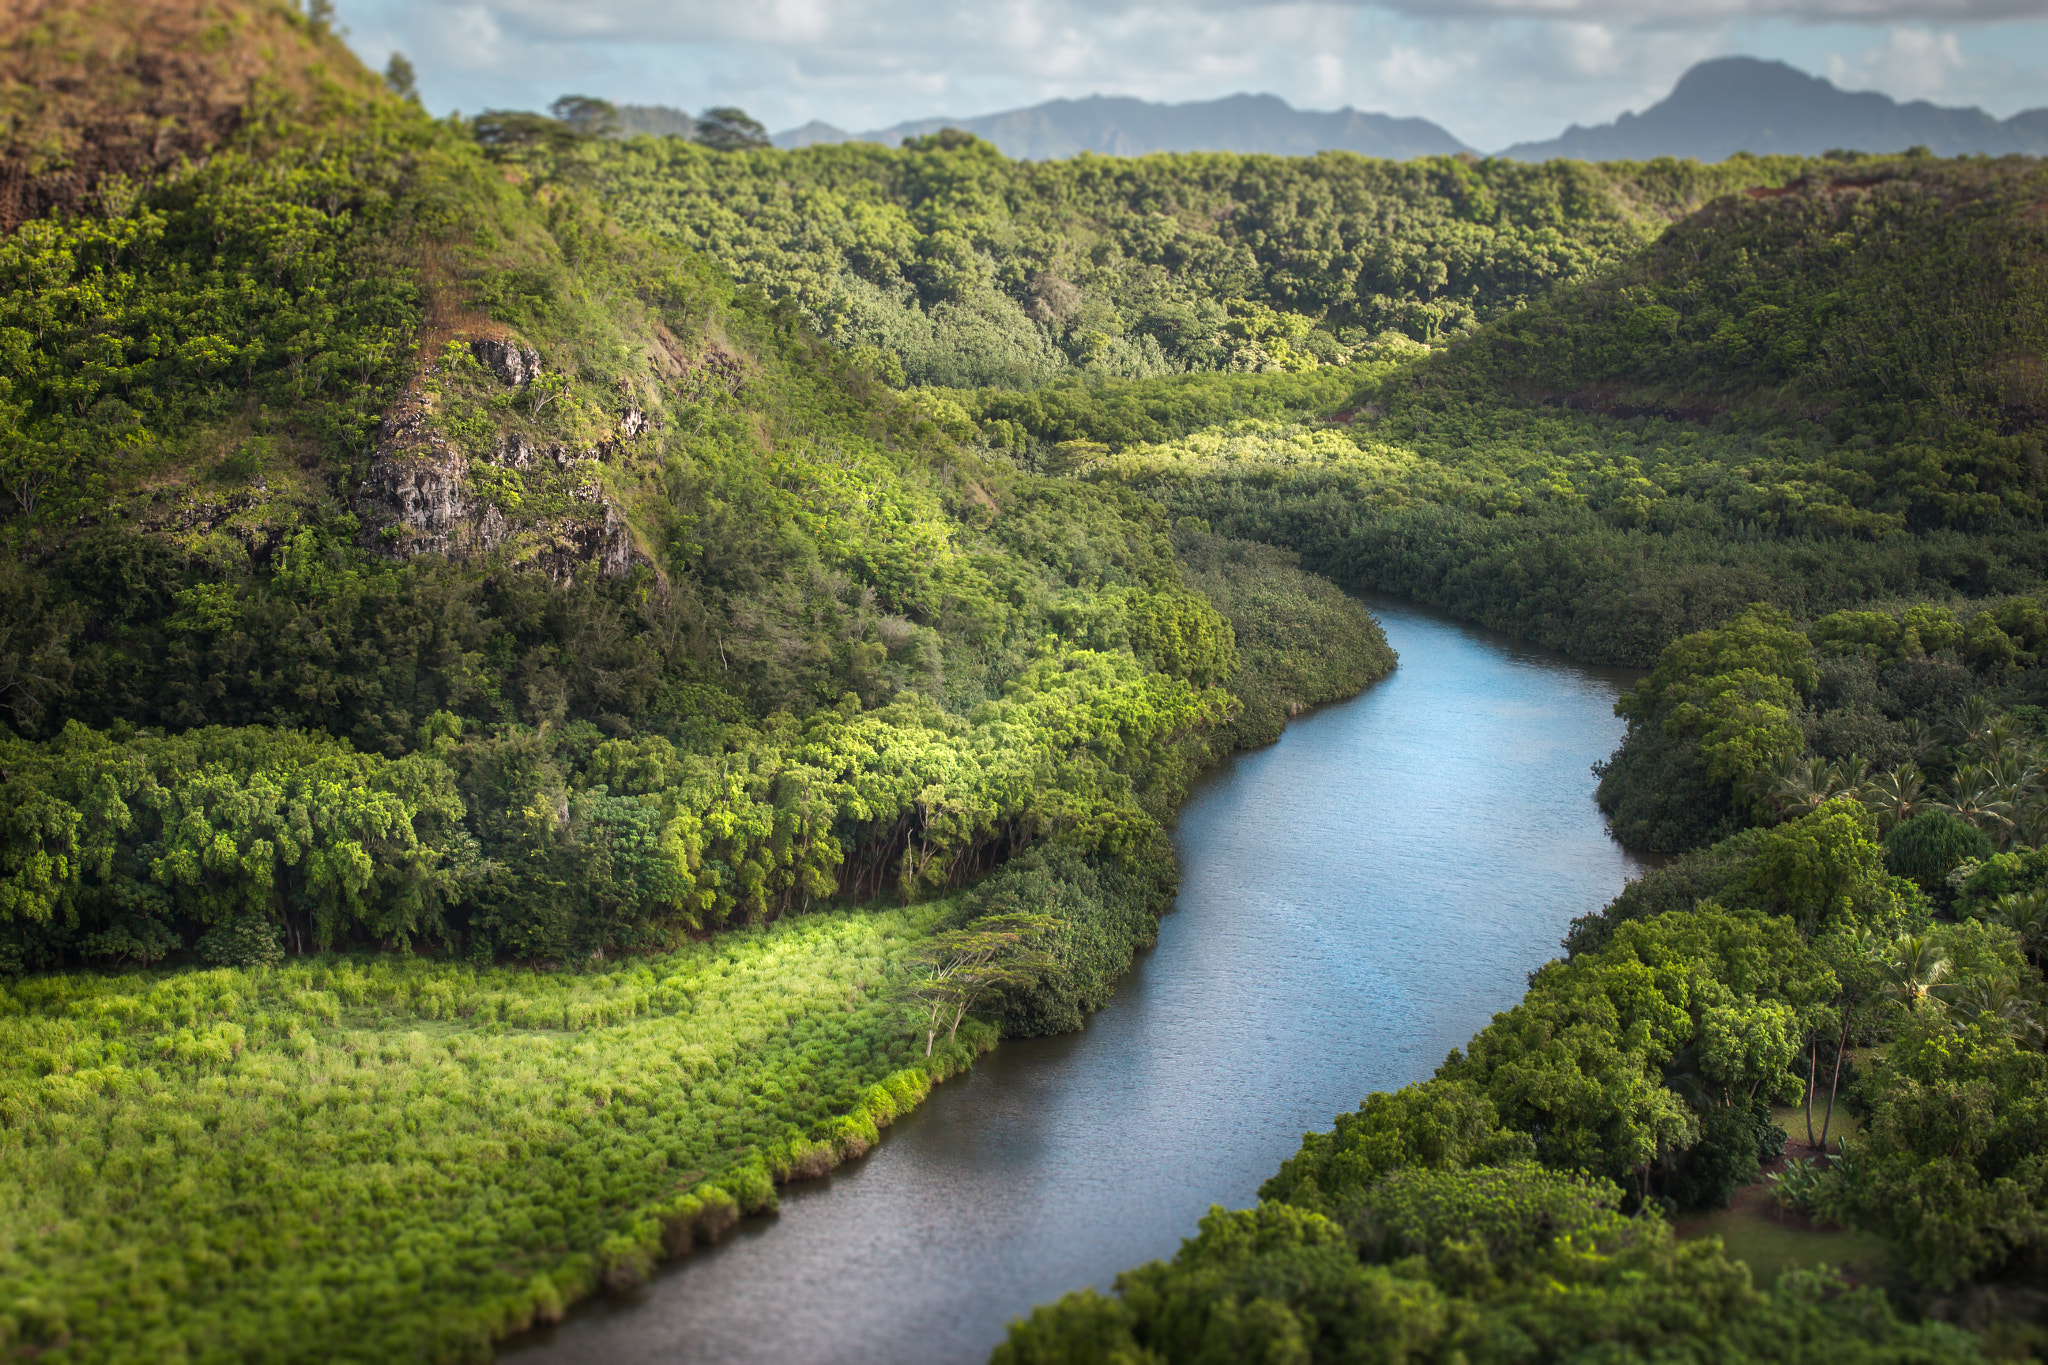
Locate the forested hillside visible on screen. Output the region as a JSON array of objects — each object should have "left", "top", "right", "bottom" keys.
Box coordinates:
[
  {"left": 0, "top": 3, "right": 1393, "bottom": 1359},
  {"left": 6, "top": 5, "right": 2048, "bottom": 1360},
  {"left": 576, "top": 131, "right": 1808, "bottom": 384}
]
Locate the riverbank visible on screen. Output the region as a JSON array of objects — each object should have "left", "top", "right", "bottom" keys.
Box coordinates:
[
  {"left": 508, "top": 599, "right": 1650, "bottom": 1365},
  {"left": 0, "top": 523, "right": 1398, "bottom": 1364}
]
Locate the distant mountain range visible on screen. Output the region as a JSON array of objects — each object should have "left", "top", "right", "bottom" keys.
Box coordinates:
[
  {"left": 771, "top": 93, "right": 1469, "bottom": 160},
  {"left": 1499, "top": 57, "right": 2048, "bottom": 161},
  {"left": 748, "top": 57, "right": 2047, "bottom": 164}
]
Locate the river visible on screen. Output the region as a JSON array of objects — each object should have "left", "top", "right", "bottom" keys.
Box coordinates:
[{"left": 505, "top": 598, "right": 1654, "bottom": 1365}]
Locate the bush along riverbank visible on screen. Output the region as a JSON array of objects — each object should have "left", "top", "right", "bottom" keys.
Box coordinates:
[{"left": 998, "top": 599, "right": 2048, "bottom": 1362}]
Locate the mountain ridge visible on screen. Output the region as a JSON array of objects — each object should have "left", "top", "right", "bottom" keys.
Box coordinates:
[
  {"left": 770, "top": 92, "right": 1470, "bottom": 160},
  {"left": 1498, "top": 57, "right": 2048, "bottom": 161},
  {"left": 765, "top": 58, "right": 2048, "bottom": 164}
]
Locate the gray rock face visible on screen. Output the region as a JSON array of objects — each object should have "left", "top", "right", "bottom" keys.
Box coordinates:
[
  {"left": 492, "top": 432, "right": 537, "bottom": 468},
  {"left": 356, "top": 394, "right": 650, "bottom": 581},
  {"left": 531, "top": 501, "right": 643, "bottom": 583},
  {"left": 355, "top": 338, "right": 657, "bottom": 581},
  {"left": 472, "top": 337, "right": 542, "bottom": 387},
  {"left": 357, "top": 401, "right": 468, "bottom": 556}
]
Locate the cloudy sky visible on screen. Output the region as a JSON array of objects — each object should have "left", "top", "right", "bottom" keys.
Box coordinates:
[{"left": 338, "top": 0, "right": 2048, "bottom": 152}]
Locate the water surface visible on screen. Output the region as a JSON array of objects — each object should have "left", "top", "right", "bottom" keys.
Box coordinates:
[{"left": 508, "top": 599, "right": 1652, "bottom": 1365}]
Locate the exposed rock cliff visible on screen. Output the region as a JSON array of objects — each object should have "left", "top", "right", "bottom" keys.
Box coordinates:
[{"left": 355, "top": 336, "right": 653, "bottom": 581}]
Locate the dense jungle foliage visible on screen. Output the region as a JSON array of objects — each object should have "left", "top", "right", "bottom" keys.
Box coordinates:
[
  {"left": 0, "top": 3, "right": 1401, "bottom": 1359},
  {"left": 8, "top": 2, "right": 2048, "bottom": 1359},
  {"left": 573, "top": 133, "right": 1815, "bottom": 387}
]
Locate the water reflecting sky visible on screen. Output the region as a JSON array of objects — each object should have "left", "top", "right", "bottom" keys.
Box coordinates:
[{"left": 506, "top": 598, "right": 1652, "bottom": 1365}]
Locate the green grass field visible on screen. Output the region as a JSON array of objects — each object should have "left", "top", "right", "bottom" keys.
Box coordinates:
[
  {"left": 1677, "top": 1106, "right": 1892, "bottom": 1292},
  {"left": 0, "top": 903, "right": 989, "bottom": 1363}
]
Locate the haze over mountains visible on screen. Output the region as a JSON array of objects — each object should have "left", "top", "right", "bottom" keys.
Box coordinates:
[
  {"left": 774, "top": 93, "right": 1469, "bottom": 160},
  {"left": 761, "top": 57, "right": 2047, "bottom": 163},
  {"left": 1501, "top": 57, "right": 2048, "bottom": 161}
]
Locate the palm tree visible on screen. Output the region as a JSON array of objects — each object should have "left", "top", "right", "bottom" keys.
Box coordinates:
[
  {"left": 1812, "top": 925, "right": 1881, "bottom": 1148},
  {"left": 1831, "top": 752, "right": 1872, "bottom": 795},
  {"left": 2014, "top": 799, "right": 2048, "bottom": 851},
  {"left": 1898, "top": 717, "right": 1941, "bottom": 765},
  {"left": 1877, "top": 933, "right": 1952, "bottom": 1012},
  {"left": 1943, "top": 696, "right": 1998, "bottom": 751},
  {"left": 1946, "top": 975, "right": 2046, "bottom": 1047},
  {"left": 1939, "top": 765, "right": 2016, "bottom": 838},
  {"left": 1994, "top": 889, "right": 2048, "bottom": 970},
  {"left": 1861, "top": 762, "right": 1928, "bottom": 832},
  {"left": 1986, "top": 751, "right": 2043, "bottom": 807},
  {"left": 1975, "top": 717, "right": 2025, "bottom": 763},
  {"left": 1763, "top": 754, "right": 1851, "bottom": 819}
]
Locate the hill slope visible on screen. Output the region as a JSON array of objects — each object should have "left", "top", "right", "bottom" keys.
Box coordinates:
[
  {"left": 0, "top": 0, "right": 384, "bottom": 228},
  {"left": 1502, "top": 57, "right": 2048, "bottom": 162},
  {"left": 590, "top": 132, "right": 1811, "bottom": 388}
]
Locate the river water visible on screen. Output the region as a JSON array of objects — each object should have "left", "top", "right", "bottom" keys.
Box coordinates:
[{"left": 506, "top": 598, "right": 1652, "bottom": 1365}]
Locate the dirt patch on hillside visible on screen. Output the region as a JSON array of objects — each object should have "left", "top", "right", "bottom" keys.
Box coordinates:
[{"left": 0, "top": 0, "right": 382, "bottom": 229}]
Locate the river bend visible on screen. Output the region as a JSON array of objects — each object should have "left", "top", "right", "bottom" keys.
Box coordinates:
[{"left": 508, "top": 598, "right": 1652, "bottom": 1365}]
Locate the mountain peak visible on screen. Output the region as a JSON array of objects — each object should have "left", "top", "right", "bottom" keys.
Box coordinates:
[
  {"left": 0, "top": 0, "right": 385, "bottom": 229},
  {"left": 1500, "top": 55, "right": 2048, "bottom": 162}
]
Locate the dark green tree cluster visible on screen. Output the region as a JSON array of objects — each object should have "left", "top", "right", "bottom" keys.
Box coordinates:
[
  {"left": 1432, "top": 158, "right": 2048, "bottom": 507},
  {"left": 998, "top": 896, "right": 1986, "bottom": 1362},
  {"left": 1600, "top": 594, "right": 2048, "bottom": 851}
]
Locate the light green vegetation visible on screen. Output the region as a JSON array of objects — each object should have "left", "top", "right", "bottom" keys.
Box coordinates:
[{"left": 0, "top": 903, "right": 981, "bottom": 1362}]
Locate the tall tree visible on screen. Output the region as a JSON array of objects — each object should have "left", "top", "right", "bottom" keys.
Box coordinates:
[
  {"left": 906, "top": 911, "right": 1058, "bottom": 1056},
  {"left": 695, "top": 106, "right": 770, "bottom": 152}
]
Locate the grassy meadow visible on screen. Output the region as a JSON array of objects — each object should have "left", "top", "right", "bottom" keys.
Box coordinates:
[{"left": 0, "top": 903, "right": 988, "bottom": 1362}]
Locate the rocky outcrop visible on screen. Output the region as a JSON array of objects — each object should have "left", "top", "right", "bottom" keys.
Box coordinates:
[
  {"left": 355, "top": 342, "right": 656, "bottom": 580},
  {"left": 472, "top": 337, "right": 541, "bottom": 387},
  {"left": 491, "top": 432, "right": 538, "bottom": 469},
  {"left": 530, "top": 501, "right": 643, "bottom": 583},
  {"left": 681, "top": 348, "right": 749, "bottom": 401},
  {"left": 356, "top": 400, "right": 471, "bottom": 557}
]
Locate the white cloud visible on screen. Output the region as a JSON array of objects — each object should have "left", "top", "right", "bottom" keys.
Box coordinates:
[
  {"left": 469, "top": 0, "right": 2048, "bottom": 39},
  {"left": 1361, "top": 0, "right": 2040, "bottom": 19},
  {"left": 1824, "top": 25, "right": 1967, "bottom": 98},
  {"left": 343, "top": 0, "right": 2048, "bottom": 150}
]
